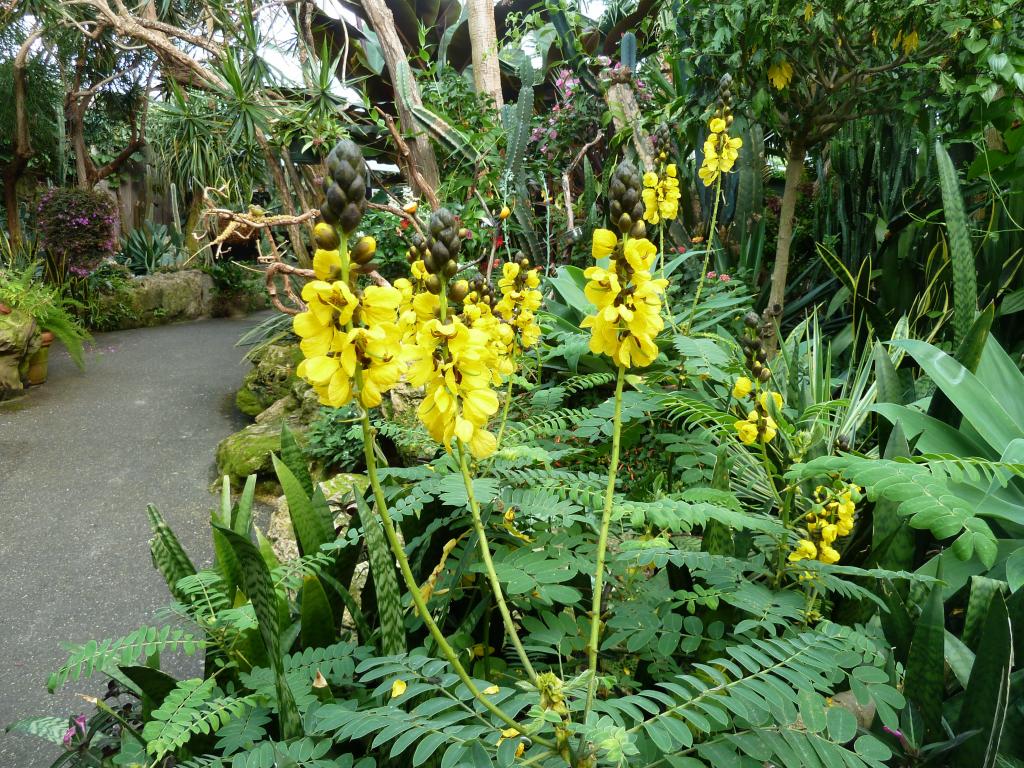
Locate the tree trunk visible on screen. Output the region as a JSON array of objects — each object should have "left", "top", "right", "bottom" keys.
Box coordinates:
[
  {"left": 358, "top": 0, "right": 441, "bottom": 195},
  {"left": 2, "top": 27, "right": 44, "bottom": 245},
  {"left": 258, "top": 136, "right": 309, "bottom": 266},
  {"left": 467, "top": 0, "right": 503, "bottom": 110},
  {"left": 765, "top": 137, "right": 805, "bottom": 353},
  {"left": 184, "top": 191, "right": 205, "bottom": 254}
]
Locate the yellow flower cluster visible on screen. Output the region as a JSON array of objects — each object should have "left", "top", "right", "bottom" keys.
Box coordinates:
[
  {"left": 405, "top": 317, "right": 501, "bottom": 459},
  {"left": 293, "top": 248, "right": 403, "bottom": 408},
  {"left": 641, "top": 163, "right": 681, "bottom": 225},
  {"left": 732, "top": 377, "right": 783, "bottom": 445},
  {"left": 698, "top": 117, "right": 743, "bottom": 188},
  {"left": 494, "top": 261, "right": 542, "bottom": 352},
  {"left": 581, "top": 230, "right": 668, "bottom": 368},
  {"left": 768, "top": 60, "right": 794, "bottom": 90},
  {"left": 789, "top": 483, "right": 861, "bottom": 565}
]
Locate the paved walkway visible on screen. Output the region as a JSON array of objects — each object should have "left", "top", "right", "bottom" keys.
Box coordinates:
[{"left": 0, "top": 314, "right": 267, "bottom": 766}]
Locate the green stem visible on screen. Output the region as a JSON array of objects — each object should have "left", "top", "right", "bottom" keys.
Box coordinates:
[
  {"left": 457, "top": 441, "right": 538, "bottom": 683},
  {"left": 583, "top": 364, "right": 626, "bottom": 720},
  {"left": 339, "top": 231, "right": 350, "bottom": 283},
  {"left": 684, "top": 174, "right": 722, "bottom": 333},
  {"left": 495, "top": 376, "right": 515, "bottom": 449},
  {"left": 357, "top": 408, "right": 553, "bottom": 746}
]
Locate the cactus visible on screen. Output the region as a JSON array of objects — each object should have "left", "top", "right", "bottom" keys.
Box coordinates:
[
  {"left": 935, "top": 140, "right": 977, "bottom": 346},
  {"left": 620, "top": 31, "right": 637, "bottom": 70},
  {"left": 502, "top": 58, "right": 540, "bottom": 259}
]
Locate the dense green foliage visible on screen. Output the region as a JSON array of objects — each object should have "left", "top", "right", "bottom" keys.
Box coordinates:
[{"left": 5, "top": 0, "right": 1024, "bottom": 767}]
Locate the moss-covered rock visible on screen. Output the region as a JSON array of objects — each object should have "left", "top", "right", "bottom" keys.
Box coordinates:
[
  {"left": 0, "top": 309, "right": 39, "bottom": 400},
  {"left": 215, "top": 419, "right": 285, "bottom": 483},
  {"left": 235, "top": 342, "right": 304, "bottom": 418},
  {"left": 91, "top": 270, "right": 215, "bottom": 330}
]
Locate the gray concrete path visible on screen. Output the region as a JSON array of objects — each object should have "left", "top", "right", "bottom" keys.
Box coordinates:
[{"left": 0, "top": 314, "right": 268, "bottom": 766}]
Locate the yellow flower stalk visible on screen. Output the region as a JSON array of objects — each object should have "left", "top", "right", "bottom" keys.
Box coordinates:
[
  {"left": 581, "top": 236, "right": 668, "bottom": 368},
  {"left": 641, "top": 163, "right": 681, "bottom": 225}
]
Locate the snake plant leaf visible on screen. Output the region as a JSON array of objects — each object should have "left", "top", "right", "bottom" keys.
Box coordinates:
[
  {"left": 210, "top": 524, "right": 302, "bottom": 739},
  {"left": 300, "top": 574, "right": 335, "bottom": 649},
  {"left": 961, "top": 576, "right": 1006, "bottom": 651},
  {"left": 903, "top": 579, "right": 945, "bottom": 738},
  {"left": 272, "top": 454, "right": 335, "bottom": 557},
  {"left": 147, "top": 504, "right": 197, "bottom": 603},
  {"left": 354, "top": 490, "right": 405, "bottom": 656},
  {"left": 280, "top": 424, "right": 314, "bottom": 498},
  {"left": 955, "top": 595, "right": 1012, "bottom": 768},
  {"left": 935, "top": 140, "right": 978, "bottom": 346}
]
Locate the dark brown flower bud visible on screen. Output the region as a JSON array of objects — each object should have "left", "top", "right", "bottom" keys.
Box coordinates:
[{"left": 324, "top": 140, "right": 368, "bottom": 234}]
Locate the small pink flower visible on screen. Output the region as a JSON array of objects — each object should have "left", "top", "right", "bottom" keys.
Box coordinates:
[
  {"left": 719, "top": 274, "right": 731, "bottom": 282},
  {"left": 706, "top": 271, "right": 717, "bottom": 279}
]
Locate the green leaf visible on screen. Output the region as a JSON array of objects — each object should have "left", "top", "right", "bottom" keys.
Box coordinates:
[
  {"left": 955, "top": 595, "right": 1012, "bottom": 768},
  {"left": 354, "top": 490, "right": 405, "bottom": 656},
  {"left": 935, "top": 140, "right": 977, "bottom": 346},
  {"left": 5, "top": 717, "right": 69, "bottom": 744},
  {"left": 209, "top": 524, "right": 302, "bottom": 739},
  {"left": 148, "top": 504, "right": 197, "bottom": 602},
  {"left": 300, "top": 574, "right": 335, "bottom": 649},
  {"left": 1006, "top": 547, "right": 1024, "bottom": 593},
  {"left": 272, "top": 454, "right": 335, "bottom": 557},
  {"left": 797, "top": 690, "right": 826, "bottom": 734},
  {"left": 903, "top": 581, "right": 945, "bottom": 737},
  {"left": 825, "top": 706, "right": 857, "bottom": 744},
  {"left": 281, "top": 424, "right": 314, "bottom": 497},
  {"left": 892, "top": 339, "right": 1022, "bottom": 453},
  {"left": 962, "top": 576, "right": 1005, "bottom": 650}
]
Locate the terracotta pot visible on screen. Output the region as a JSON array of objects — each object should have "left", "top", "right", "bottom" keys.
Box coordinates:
[
  {"left": 0, "top": 303, "right": 11, "bottom": 315},
  {"left": 27, "top": 344, "right": 50, "bottom": 386},
  {"left": 39, "top": 330, "right": 56, "bottom": 347}
]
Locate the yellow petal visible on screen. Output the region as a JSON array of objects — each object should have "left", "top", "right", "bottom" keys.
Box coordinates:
[
  {"left": 483, "top": 685, "right": 500, "bottom": 695},
  {"left": 391, "top": 679, "right": 407, "bottom": 699}
]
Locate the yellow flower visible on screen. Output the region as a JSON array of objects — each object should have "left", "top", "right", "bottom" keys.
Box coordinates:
[
  {"left": 758, "top": 391, "right": 784, "bottom": 413},
  {"left": 789, "top": 539, "right": 817, "bottom": 562},
  {"left": 312, "top": 248, "right": 342, "bottom": 281},
  {"left": 407, "top": 319, "right": 501, "bottom": 458},
  {"left": 592, "top": 228, "right": 618, "bottom": 258},
  {"left": 732, "top": 376, "right": 753, "bottom": 399},
  {"left": 818, "top": 545, "right": 841, "bottom": 564},
  {"left": 623, "top": 237, "right": 658, "bottom": 273},
  {"left": 483, "top": 684, "right": 500, "bottom": 695},
  {"left": 581, "top": 244, "right": 667, "bottom": 369},
  {"left": 496, "top": 728, "right": 526, "bottom": 756},
  {"left": 768, "top": 60, "right": 794, "bottom": 89},
  {"left": 733, "top": 410, "right": 777, "bottom": 444},
  {"left": 902, "top": 30, "right": 919, "bottom": 55},
  {"left": 734, "top": 418, "right": 759, "bottom": 445},
  {"left": 391, "top": 679, "right": 407, "bottom": 699},
  {"left": 804, "top": 2, "right": 813, "bottom": 22},
  {"left": 642, "top": 163, "right": 681, "bottom": 225},
  {"left": 699, "top": 122, "right": 743, "bottom": 188}
]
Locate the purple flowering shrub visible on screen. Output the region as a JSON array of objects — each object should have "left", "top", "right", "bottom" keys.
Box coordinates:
[
  {"left": 36, "top": 188, "right": 119, "bottom": 281},
  {"left": 528, "top": 69, "right": 603, "bottom": 165}
]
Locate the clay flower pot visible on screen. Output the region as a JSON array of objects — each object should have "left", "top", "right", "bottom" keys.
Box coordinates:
[
  {"left": 0, "top": 303, "right": 11, "bottom": 315},
  {"left": 26, "top": 331, "right": 56, "bottom": 386}
]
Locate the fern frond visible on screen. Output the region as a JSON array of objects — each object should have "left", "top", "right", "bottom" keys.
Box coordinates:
[
  {"left": 141, "top": 678, "right": 254, "bottom": 759},
  {"left": 502, "top": 407, "right": 594, "bottom": 445},
  {"left": 611, "top": 624, "right": 900, "bottom": 764},
  {"left": 49, "top": 626, "right": 205, "bottom": 692},
  {"left": 787, "top": 455, "right": 998, "bottom": 566}
]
